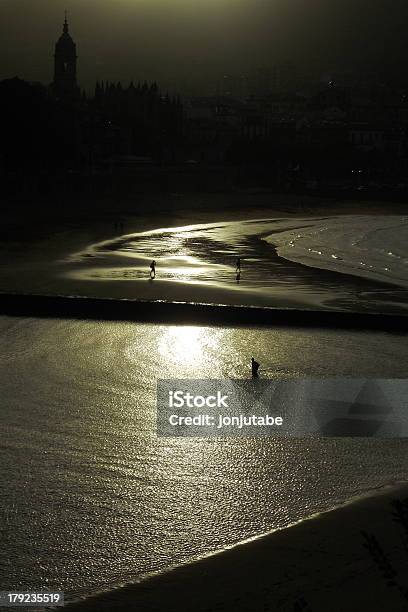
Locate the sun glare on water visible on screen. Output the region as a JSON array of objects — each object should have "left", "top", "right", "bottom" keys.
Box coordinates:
[{"left": 158, "top": 326, "right": 209, "bottom": 367}]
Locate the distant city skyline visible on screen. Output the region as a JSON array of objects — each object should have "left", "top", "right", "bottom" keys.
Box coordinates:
[{"left": 1, "top": 1, "right": 408, "bottom": 95}]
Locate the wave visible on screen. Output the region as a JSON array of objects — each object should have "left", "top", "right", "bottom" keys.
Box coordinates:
[{"left": 266, "top": 215, "right": 408, "bottom": 289}]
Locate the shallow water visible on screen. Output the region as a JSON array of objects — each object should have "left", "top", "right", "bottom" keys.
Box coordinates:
[{"left": 1, "top": 316, "right": 408, "bottom": 602}]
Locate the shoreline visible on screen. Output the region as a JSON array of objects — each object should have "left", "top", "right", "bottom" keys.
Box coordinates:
[{"left": 65, "top": 480, "right": 408, "bottom": 611}]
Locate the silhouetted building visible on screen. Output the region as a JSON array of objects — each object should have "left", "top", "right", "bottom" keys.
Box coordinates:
[
  {"left": 91, "top": 81, "right": 183, "bottom": 160},
  {"left": 52, "top": 13, "right": 80, "bottom": 102}
]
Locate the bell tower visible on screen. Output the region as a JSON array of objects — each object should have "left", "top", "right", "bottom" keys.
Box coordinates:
[{"left": 53, "top": 12, "right": 79, "bottom": 100}]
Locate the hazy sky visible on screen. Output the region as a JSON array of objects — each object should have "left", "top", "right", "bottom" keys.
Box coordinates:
[{"left": 1, "top": 0, "right": 407, "bottom": 93}]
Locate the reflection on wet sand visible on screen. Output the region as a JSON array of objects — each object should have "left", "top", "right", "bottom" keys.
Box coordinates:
[{"left": 64, "top": 218, "right": 408, "bottom": 313}]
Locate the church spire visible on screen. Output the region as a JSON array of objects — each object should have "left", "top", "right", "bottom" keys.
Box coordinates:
[
  {"left": 63, "top": 10, "right": 69, "bottom": 34},
  {"left": 53, "top": 11, "right": 79, "bottom": 101}
]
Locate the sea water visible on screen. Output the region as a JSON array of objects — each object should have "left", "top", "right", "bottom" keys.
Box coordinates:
[{"left": 1, "top": 316, "right": 408, "bottom": 602}]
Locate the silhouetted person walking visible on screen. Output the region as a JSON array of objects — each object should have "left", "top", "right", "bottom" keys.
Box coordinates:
[
  {"left": 150, "top": 260, "right": 156, "bottom": 279},
  {"left": 236, "top": 258, "right": 241, "bottom": 274},
  {"left": 251, "top": 357, "right": 260, "bottom": 378}
]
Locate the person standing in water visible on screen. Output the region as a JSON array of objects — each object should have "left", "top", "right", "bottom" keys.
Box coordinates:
[
  {"left": 150, "top": 260, "right": 156, "bottom": 279},
  {"left": 251, "top": 357, "right": 260, "bottom": 378}
]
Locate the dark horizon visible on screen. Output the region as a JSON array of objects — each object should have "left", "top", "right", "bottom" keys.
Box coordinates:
[
  {"left": 1, "top": 0, "right": 408, "bottom": 95},
  {"left": 2, "top": 0, "right": 408, "bottom": 204}
]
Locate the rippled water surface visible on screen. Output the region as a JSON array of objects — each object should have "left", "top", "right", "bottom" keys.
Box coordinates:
[{"left": 1, "top": 316, "right": 408, "bottom": 602}]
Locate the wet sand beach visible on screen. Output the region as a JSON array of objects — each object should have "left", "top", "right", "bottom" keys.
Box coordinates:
[{"left": 1, "top": 195, "right": 408, "bottom": 315}]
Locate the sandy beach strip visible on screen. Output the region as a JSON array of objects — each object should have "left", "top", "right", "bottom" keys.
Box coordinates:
[
  {"left": 65, "top": 482, "right": 408, "bottom": 612},
  {"left": 1, "top": 293, "right": 407, "bottom": 331}
]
